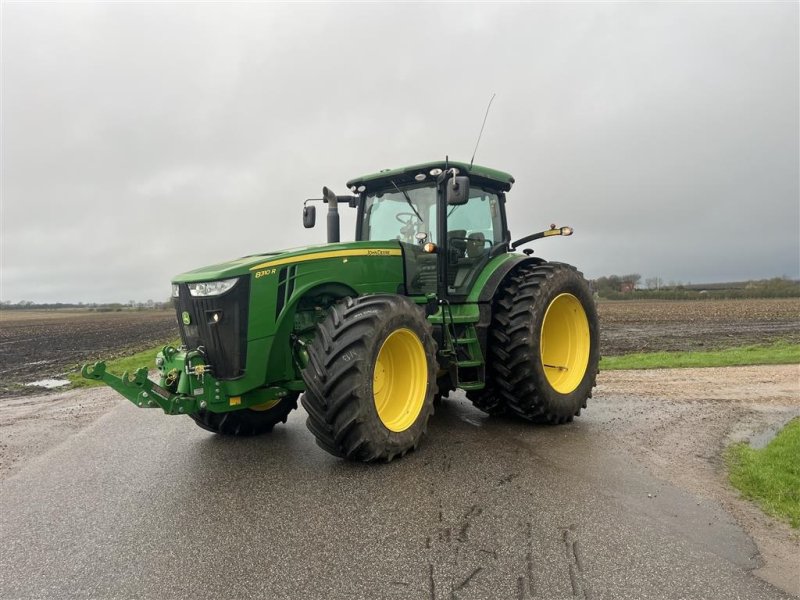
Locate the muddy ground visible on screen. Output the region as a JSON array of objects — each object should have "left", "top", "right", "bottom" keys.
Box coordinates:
[{"left": 1, "top": 298, "right": 798, "bottom": 396}]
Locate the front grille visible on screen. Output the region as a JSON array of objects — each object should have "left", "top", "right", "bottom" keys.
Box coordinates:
[{"left": 174, "top": 277, "right": 250, "bottom": 379}]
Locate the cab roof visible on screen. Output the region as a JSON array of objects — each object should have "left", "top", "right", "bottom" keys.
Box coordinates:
[{"left": 346, "top": 160, "right": 515, "bottom": 194}]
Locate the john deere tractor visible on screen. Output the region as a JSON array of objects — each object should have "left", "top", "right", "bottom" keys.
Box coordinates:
[{"left": 83, "top": 160, "right": 599, "bottom": 462}]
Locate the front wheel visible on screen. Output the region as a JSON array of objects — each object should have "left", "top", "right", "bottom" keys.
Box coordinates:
[
  {"left": 189, "top": 394, "right": 298, "bottom": 436},
  {"left": 301, "top": 295, "right": 437, "bottom": 462},
  {"left": 471, "top": 262, "right": 599, "bottom": 423}
]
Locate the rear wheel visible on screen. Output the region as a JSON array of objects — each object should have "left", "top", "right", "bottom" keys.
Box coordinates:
[
  {"left": 189, "top": 394, "right": 298, "bottom": 436},
  {"left": 470, "top": 262, "right": 599, "bottom": 423},
  {"left": 301, "top": 295, "right": 437, "bottom": 462}
]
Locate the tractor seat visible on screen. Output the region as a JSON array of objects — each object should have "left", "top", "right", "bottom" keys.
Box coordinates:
[
  {"left": 448, "top": 229, "right": 467, "bottom": 259},
  {"left": 450, "top": 232, "right": 489, "bottom": 289},
  {"left": 466, "top": 232, "right": 486, "bottom": 259}
]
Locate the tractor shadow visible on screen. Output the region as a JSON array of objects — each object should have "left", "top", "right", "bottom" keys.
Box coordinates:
[{"left": 182, "top": 389, "right": 596, "bottom": 485}]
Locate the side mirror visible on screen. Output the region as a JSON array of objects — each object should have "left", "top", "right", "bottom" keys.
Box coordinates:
[
  {"left": 446, "top": 175, "right": 470, "bottom": 205},
  {"left": 303, "top": 205, "right": 316, "bottom": 228}
]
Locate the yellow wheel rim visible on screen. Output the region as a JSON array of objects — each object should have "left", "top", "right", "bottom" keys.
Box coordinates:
[
  {"left": 373, "top": 328, "right": 428, "bottom": 432},
  {"left": 250, "top": 399, "right": 281, "bottom": 412},
  {"left": 540, "top": 293, "right": 591, "bottom": 394}
]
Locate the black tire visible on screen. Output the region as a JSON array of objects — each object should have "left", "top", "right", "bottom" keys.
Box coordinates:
[
  {"left": 301, "top": 295, "right": 437, "bottom": 462},
  {"left": 189, "top": 394, "right": 298, "bottom": 436},
  {"left": 466, "top": 381, "right": 507, "bottom": 416},
  {"left": 470, "top": 262, "right": 599, "bottom": 423}
]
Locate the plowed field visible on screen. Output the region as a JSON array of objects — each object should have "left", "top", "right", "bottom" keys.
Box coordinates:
[
  {"left": 0, "top": 310, "right": 178, "bottom": 396},
  {"left": 599, "top": 298, "right": 799, "bottom": 355}
]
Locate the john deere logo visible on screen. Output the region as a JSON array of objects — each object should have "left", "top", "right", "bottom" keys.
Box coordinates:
[{"left": 182, "top": 311, "right": 191, "bottom": 325}]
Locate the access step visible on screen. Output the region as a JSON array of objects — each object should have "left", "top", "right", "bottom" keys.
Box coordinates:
[
  {"left": 458, "top": 381, "right": 485, "bottom": 391},
  {"left": 455, "top": 360, "right": 482, "bottom": 368}
]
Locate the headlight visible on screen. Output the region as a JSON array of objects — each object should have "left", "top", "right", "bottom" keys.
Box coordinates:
[
  {"left": 187, "top": 278, "right": 238, "bottom": 297},
  {"left": 171, "top": 284, "right": 180, "bottom": 298}
]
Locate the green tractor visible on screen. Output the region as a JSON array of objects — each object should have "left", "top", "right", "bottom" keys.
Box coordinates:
[{"left": 83, "top": 160, "right": 599, "bottom": 462}]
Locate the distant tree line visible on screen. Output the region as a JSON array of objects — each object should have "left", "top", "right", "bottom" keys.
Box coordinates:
[
  {"left": 0, "top": 300, "right": 172, "bottom": 311},
  {"left": 591, "top": 275, "right": 800, "bottom": 300}
]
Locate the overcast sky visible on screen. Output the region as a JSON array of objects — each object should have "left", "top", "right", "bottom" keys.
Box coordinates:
[{"left": 2, "top": 2, "right": 798, "bottom": 303}]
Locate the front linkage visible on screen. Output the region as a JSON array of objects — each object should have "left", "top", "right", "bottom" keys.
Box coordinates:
[{"left": 82, "top": 345, "right": 214, "bottom": 415}]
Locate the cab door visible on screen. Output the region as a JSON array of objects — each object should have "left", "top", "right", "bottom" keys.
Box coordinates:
[{"left": 443, "top": 188, "right": 505, "bottom": 297}]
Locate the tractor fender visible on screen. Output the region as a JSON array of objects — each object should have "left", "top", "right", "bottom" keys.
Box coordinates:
[
  {"left": 476, "top": 255, "right": 546, "bottom": 303},
  {"left": 263, "top": 280, "right": 359, "bottom": 385},
  {"left": 468, "top": 255, "right": 546, "bottom": 367}
]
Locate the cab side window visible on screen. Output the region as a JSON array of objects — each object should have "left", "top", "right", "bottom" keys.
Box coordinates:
[
  {"left": 446, "top": 189, "right": 503, "bottom": 256},
  {"left": 446, "top": 189, "right": 504, "bottom": 294}
]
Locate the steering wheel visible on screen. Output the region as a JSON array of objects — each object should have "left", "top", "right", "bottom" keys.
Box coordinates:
[
  {"left": 393, "top": 212, "right": 418, "bottom": 243},
  {"left": 395, "top": 212, "right": 417, "bottom": 225}
]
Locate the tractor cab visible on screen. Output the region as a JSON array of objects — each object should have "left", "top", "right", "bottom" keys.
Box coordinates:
[
  {"left": 357, "top": 178, "right": 506, "bottom": 297},
  {"left": 308, "top": 160, "right": 516, "bottom": 299}
]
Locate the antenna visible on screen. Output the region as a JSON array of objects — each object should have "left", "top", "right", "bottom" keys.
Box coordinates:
[{"left": 469, "top": 93, "right": 496, "bottom": 169}]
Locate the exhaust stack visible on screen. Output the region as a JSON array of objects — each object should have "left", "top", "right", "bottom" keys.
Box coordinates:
[{"left": 322, "top": 187, "right": 340, "bottom": 243}]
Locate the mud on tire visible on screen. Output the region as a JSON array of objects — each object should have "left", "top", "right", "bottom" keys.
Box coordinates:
[
  {"left": 470, "top": 262, "right": 599, "bottom": 423},
  {"left": 301, "top": 295, "right": 437, "bottom": 462},
  {"left": 189, "top": 394, "right": 298, "bottom": 436}
]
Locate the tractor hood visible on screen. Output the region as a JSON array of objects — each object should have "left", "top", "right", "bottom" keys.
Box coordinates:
[{"left": 172, "top": 241, "right": 403, "bottom": 283}]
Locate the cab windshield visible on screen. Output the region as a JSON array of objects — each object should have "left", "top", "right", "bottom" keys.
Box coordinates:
[
  {"left": 361, "top": 182, "right": 505, "bottom": 296},
  {"left": 361, "top": 184, "right": 436, "bottom": 244},
  {"left": 361, "top": 183, "right": 503, "bottom": 247}
]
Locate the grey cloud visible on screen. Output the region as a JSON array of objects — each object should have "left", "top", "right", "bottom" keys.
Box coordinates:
[{"left": 2, "top": 2, "right": 797, "bottom": 303}]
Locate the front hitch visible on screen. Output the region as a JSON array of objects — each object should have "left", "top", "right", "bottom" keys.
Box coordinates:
[{"left": 81, "top": 354, "right": 202, "bottom": 415}]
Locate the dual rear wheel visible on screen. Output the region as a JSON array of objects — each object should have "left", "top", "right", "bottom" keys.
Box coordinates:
[{"left": 468, "top": 262, "right": 599, "bottom": 423}]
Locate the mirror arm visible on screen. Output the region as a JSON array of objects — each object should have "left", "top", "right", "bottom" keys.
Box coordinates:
[
  {"left": 511, "top": 226, "right": 573, "bottom": 250},
  {"left": 304, "top": 195, "right": 359, "bottom": 208}
]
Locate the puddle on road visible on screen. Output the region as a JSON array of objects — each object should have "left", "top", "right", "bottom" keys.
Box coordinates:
[
  {"left": 749, "top": 416, "right": 798, "bottom": 449},
  {"left": 25, "top": 379, "right": 70, "bottom": 389},
  {"left": 727, "top": 412, "right": 800, "bottom": 450}
]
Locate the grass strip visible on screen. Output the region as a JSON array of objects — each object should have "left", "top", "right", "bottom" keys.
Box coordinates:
[
  {"left": 601, "top": 341, "right": 800, "bottom": 370},
  {"left": 68, "top": 340, "right": 180, "bottom": 388},
  {"left": 725, "top": 418, "right": 800, "bottom": 528}
]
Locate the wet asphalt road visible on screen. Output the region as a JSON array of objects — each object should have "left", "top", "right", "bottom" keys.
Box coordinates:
[{"left": 0, "top": 393, "right": 792, "bottom": 600}]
